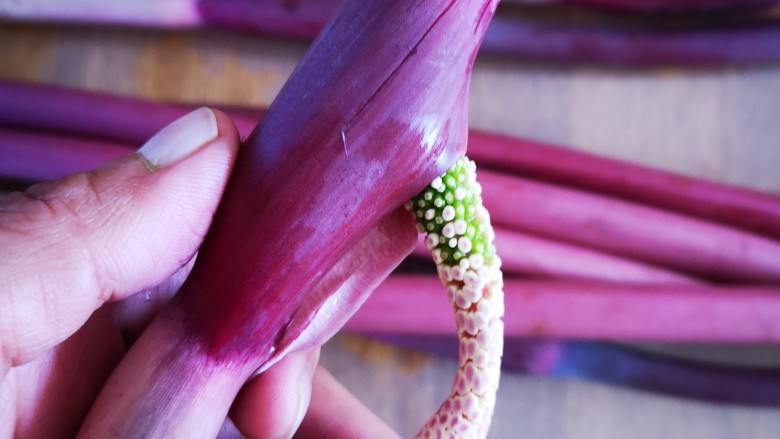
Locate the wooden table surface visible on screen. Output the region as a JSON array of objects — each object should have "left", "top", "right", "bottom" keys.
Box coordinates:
[{"left": 2, "top": 22, "right": 780, "bottom": 438}]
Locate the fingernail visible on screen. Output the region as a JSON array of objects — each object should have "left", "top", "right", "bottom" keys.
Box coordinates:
[{"left": 137, "top": 107, "right": 218, "bottom": 169}]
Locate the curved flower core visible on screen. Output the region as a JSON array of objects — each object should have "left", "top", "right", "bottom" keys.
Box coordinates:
[{"left": 406, "top": 156, "right": 505, "bottom": 439}]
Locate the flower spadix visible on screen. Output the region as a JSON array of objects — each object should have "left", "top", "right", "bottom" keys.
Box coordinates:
[{"left": 407, "top": 157, "right": 505, "bottom": 438}]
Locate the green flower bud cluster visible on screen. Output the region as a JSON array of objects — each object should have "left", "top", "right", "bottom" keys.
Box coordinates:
[{"left": 405, "top": 156, "right": 496, "bottom": 266}]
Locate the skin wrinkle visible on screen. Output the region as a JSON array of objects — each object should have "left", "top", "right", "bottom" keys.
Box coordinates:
[
  {"left": 7, "top": 251, "right": 90, "bottom": 367},
  {"left": 39, "top": 230, "right": 103, "bottom": 344},
  {"left": 84, "top": 153, "right": 221, "bottom": 307},
  {"left": 161, "top": 189, "right": 210, "bottom": 253},
  {"left": 0, "top": 220, "right": 32, "bottom": 236},
  {"left": 134, "top": 155, "right": 226, "bottom": 276},
  {"left": 0, "top": 192, "right": 61, "bottom": 236},
  {"left": 86, "top": 239, "right": 125, "bottom": 307},
  {"left": 0, "top": 326, "right": 14, "bottom": 375},
  {"left": 90, "top": 213, "right": 150, "bottom": 305},
  {"left": 13, "top": 349, "right": 49, "bottom": 433},
  {"left": 38, "top": 284, "right": 61, "bottom": 363},
  {"left": 82, "top": 171, "right": 105, "bottom": 207},
  {"left": 26, "top": 187, "right": 78, "bottom": 229},
  {"left": 64, "top": 164, "right": 151, "bottom": 305},
  {"left": 2, "top": 366, "right": 19, "bottom": 439},
  {"left": 117, "top": 192, "right": 203, "bottom": 298},
  {"left": 175, "top": 165, "right": 236, "bottom": 260},
  {"left": 6, "top": 216, "right": 96, "bottom": 396},
  {"left": 2, "top": 272, "right": 35, "bottom": 367},
  {"left": 18, "top": 178, "right": 99, "bottom": 237},
  {"left": 0, "top": 167, "right": 133, "bottom": 367},
  {"left": 69, "top": 173, "right": 126, "bottom": 231},
  {"left": 0, "top": 272, "right": 15, "bottom": 368},
  {"left": 22, "top": 192, "right": 61, "bottom": 229}
]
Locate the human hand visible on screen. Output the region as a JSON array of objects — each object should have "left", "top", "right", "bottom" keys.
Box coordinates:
[{"left": 0, "top": 108, "right": 400, "bottom": 439}]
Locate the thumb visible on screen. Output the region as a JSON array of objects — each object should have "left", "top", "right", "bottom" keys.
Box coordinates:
[{"left": 0, "top": 107, "right": 240, "bottom": 369}]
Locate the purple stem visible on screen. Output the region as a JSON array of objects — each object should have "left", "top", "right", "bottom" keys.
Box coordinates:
[
  {"left": 200, "top": 1, "right": 780, "bottom": 67},
  {"left": 561, "top": 0, "right": 780, "bottom": 13},
  {"left": 480, "top": 170, "right": 780, "bottom": 284},
  {"left": 0, "top": 82, "right": 190, "bottom": 144},
  {"left": 412, "top": 227, "right": 701, "bottom": 285},
  {"left": 197, "top": 0, "right": 333, "bottom": 40},
  {"left": 370, "top": 333, "right": 780, "bottom": 407},
  {"left": 0, "top": 81, "right": 262, "bottom": 143},
  {"left": 469, "top": 131, "right": 780, "bottom": 242},
  {"left": 0, "top": 127, "right": 129, "bottom": 182},
  {"left": 484, "top": 17, "right": 780, "bottom": 67},
  {"left": 347, "top": 275, "right": 780, "bottom": 342},
  {"left": 4, "top": 1, "right": 780, "bottom": 66}
]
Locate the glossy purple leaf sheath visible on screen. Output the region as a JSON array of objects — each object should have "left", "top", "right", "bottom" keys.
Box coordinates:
[
  {"left": 261, "top": 208, "right": 418, "bottom": 373},
  {"left": 177, "top": 0, "right": 497, "bottom": 364},
  {"left": 78, "top": 209, "right": 418, "bottom": 437}
]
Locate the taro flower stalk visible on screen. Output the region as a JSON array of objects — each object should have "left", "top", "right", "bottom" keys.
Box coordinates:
[
  {"left": 407, "top": 157, "right": 504, "bottom": 438},
  {"left": 78, "top": 0, "right": 501, "bottom": 437}
]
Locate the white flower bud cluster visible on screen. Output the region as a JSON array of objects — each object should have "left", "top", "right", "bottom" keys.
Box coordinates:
[{"left": 407, "top": 157, "right": 504, "bottom": 439}]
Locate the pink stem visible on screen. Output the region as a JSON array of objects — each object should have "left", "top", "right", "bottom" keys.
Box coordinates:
[
  {"left": 0, "top": 81, "right": 262, "bottom": 143},
  {"left": 347, "top": 275, "right": 780, "bottom": 341},
  {"left": 0, "top": 81, "right": 193, "bottom": 144},
  {"left": 482, "top": 16, "right": 780, "bottom": 67},
  {"left": 371, "top": 333, "right": 780, "bottom": 407},
  {"left": 4, "top": 1, "right": 780, "bottom": 66},
  {"left": 412, "top": 227, "right": 701, "bottom": 284},
  {"left": 0, "top": 127, "right": 129, "bottom": 182},
  {"left": 561, "top": 0, "right": 780, "bottom": 13},
  {"left": 197, "top": 0, "right": 334, "bottom": 40},
  {"left": 468, "top": 130, "right": 780, "bottom": 241},
  {"left": 479, "top": 170, "right": 780, "bottom": 283}
]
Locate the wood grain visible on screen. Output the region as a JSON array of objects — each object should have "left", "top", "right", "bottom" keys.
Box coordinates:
[{"left": 1, "top": 22, "right": 779, "bottom": 438}]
